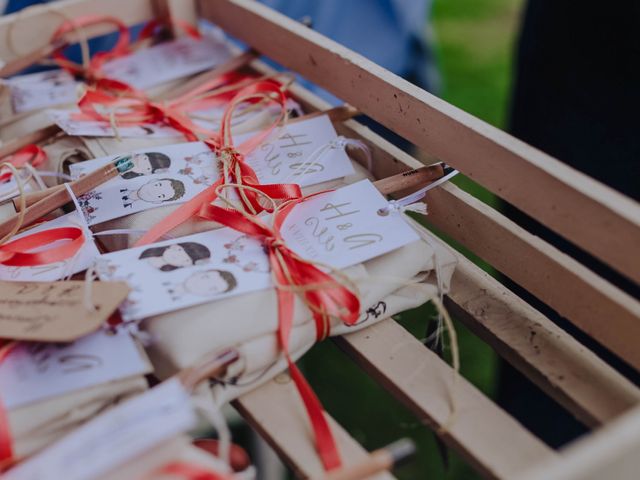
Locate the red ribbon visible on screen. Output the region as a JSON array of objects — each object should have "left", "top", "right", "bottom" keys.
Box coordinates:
[
  {"left": 0, "top": 342, "right": 17, "bottom": 470},
  {"left": 0, "top": 145, "right": 47, "bottom": 183},
  {"left": 0, "top": 227, "right": 85, "bottom": 266},
  {"left": 134, "top": 80, "right": 302, "bottom": 246},
  {"left": 76, "top": 71, "right": 258, "bottom": 141},
  {"left": 49, "top": 15, "right": 131, "bottom": 81},
  {"left": 201, "top": 197, "right": 361, "bottom": 471}
]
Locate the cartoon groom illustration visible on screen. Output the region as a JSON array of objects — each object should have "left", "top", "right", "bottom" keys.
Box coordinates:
[{"left": 120, "top": 178, "right": 186, "bottom": 208}]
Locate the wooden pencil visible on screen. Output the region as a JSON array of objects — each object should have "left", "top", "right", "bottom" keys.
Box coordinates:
[
  {"left": 0, "top": 156, "right": 134, "bottom": 238},
  {"left": 316, "top": 439, "right": 415, "bottom": 480}
]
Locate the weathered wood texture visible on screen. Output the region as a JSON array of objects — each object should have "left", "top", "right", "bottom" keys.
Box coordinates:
[{"left": 334, "top": 319, "right": 556, "bottom": 480}]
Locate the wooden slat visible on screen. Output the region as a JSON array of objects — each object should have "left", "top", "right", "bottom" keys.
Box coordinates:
[
  {"left": 427, "top": 182, "right": 640, "bottom": 371},
  {"left": 199, "top": 0, "right": 640, "bottom": 285},
  {"left": 0, "top": 0, "right": 154, "bottom": 61},
  {"left": 233, "top": 376, "right": 396, "bottom": 480},
  {"left": 151, "top": 0, "right": 199, "bottom": 37},
  {"left": 515, "top": 404, "right": 640, "bottom": 480},
  {"left": 446, "top": 254, "right": 640, "bottom": 427},
  {"left": 333, "top": 320, "right": 556, "bottom": 480},
  {"left": 278, "top": 77, "right": 640, "bottom": 424}
]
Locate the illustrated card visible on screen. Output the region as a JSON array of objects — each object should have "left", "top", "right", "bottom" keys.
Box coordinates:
[
  {"left": 97, "top": 180, "right": 420, "bottom": 321},
  {"left": 101, "top": 33, "right": 232, "bottom": 90},
  {"left": 0, "top": 211, "right": 100, "bottom": 281},
  {"left": 0, "top": 330, "right": 151, "bottom": 409},
  {"left": 68, "top": 115, "right": 355, "bottom": 226},
  {"left": 5, "top": 69, "right": 77, "bottom": 114}
]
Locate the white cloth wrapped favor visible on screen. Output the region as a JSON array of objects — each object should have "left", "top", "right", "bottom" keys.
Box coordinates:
[{"left": 143, "top": 224, "right": 456, "bottom": 406}]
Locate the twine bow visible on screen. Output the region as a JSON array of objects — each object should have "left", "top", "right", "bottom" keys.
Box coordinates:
[
  {"left": 134, "top": 80, "right": 302, "bottom": 246},
  {"left": 202, "top": 187, "right": 361, "bottom": 470}
]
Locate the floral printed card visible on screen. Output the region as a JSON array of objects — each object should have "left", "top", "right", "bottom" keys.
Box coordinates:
[
  {"left": 68, "top": 115, "right": 355, "bottom": 226},
  {"left": 97, "top": 180, "right": 419, "bottom": 321}
]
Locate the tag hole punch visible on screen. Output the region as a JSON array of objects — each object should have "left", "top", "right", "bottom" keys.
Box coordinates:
[{"left": 377, "top": 207, "right": 390, "bottom": 217}]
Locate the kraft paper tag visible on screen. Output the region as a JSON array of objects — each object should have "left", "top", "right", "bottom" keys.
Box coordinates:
[{"left": 0, "top": 280, "right": 130, "bottom": 342}]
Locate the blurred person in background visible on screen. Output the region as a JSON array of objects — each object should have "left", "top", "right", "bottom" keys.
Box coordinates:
[{"left": 499, "top": 0, "right": 640, "bottom": 449}]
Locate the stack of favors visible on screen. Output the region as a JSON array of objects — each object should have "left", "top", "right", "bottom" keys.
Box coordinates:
[{"left": 0, "top": 12, "right": 457, "bottom": 480}]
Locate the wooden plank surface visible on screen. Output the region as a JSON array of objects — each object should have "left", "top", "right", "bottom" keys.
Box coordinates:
[
  {"left": 0, "top": 0, "right": 154, "bottom": 61},
  {"left": 426, "top": 182, "right": 640, "bottom": 371},
  {"left": 333, "top": 320, "right": 556, "bottom": 480},
  {"left": 199, "top": 0, "right": 640, "bottom": 285},
  {"left": 233, "top": 375, "right": 396, "bottom": 480},
  {"left": 281, "top": 81, "right": 640, "bottom": 425},
  {"left": 446, "top": 254, "right": 640, "bottom": 427},
  {"left": 515, "top": 404, "right": 640, "bottom": 480}
]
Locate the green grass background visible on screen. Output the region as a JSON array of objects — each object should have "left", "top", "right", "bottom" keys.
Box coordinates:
[{"left": 300, "top": 1, "right": 524, "bottom": 478}]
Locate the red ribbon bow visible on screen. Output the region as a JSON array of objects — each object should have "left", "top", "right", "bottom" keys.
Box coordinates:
[
  {"left": 134, "top": 80, "right": 302, "bottom": 246},
  {"left": 202, "top": 196, "right": 360, "bottom": 471},
  {"left": 0, "top": 145, "right": 47, "bottom": 183}
]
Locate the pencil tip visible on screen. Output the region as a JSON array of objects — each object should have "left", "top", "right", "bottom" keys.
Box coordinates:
[{"left": 386, "top": 438, "right": 416, "bottom": 466}]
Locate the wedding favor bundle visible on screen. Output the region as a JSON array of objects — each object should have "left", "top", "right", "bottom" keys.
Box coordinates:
[{"left": 0, "top": 12, "right": 457, "bottom": 480}]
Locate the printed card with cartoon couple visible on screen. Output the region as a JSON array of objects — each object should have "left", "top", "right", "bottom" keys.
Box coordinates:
[
  {"left": 97, "top": 180, "right": 420, "bottom": 321},
  {"left": 69, "top": 115, "right": 357, "bottom": 225},
  {"left": 97, "top": 227, "right": 271, "bottom": 321}
]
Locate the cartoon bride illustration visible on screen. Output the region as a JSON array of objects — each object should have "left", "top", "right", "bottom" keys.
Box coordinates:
[
  {"left": 138, "top": 242, "right": 211, "bottom": 272},
  {"left": 162, "top": 268, "right": 238, "bottom": 301}
]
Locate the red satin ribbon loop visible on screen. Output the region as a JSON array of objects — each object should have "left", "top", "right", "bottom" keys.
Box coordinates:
[
  {"left": 50, "top": 15, "right": 131, "bottom": 80},
  {"left": 202, "top": 198, "right": 360, "bottom": 471},
  {"left": 0, "top": 227, "right": 85, "bottom": 266},
  {"left": 0, "top": 145, "right": 47, "bottom": 183}
]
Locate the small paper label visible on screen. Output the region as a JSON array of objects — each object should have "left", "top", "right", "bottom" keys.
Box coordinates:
[
  {"left": 97, "top": 180, "right": 418, "bottom": 321},
  {"left": 0, "top": 212, "right": 100, "bottom": 282},
  {"left": 67, "top": 116, "right": 354, "bottom": 226},
  {"left": 0, "top": 280, "right": 130, "bottom": 341},
  {"left": 101, "top": 34, "right": 232, "bottom": 90},
  {"left": 0, "top": 330, "right": 151, "bottom": 409},
  {"left": 6, "top": 70, "right": 77, "bottom": 114},
  {"left": 4, "top": 378, "right": 196, "bottom": 480}
]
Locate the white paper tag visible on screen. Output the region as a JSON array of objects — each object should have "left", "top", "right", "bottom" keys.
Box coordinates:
[
  {"left": 0, "top": 330, "right": 151, "bottom": 409},
  {"left": 6, "top": 70, "right": 78, "bottom": 114},
  {"left": 67, "top": 116, "right": 355, "bottom": 226},
  {"left": 4, "top": 378, "right": 196, "bottom": 480},
  {"left": 101, "top": 34, "right": 232, "bottom": 90},
  {"left": 97, "top": 180, "right": 418, "bottom": 321},
  {"left": 0, "top": 211, "right": 100, "bottom": 282}
]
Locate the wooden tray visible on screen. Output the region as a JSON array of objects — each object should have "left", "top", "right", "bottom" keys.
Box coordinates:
[{"left": 1, "top": 1, "right": 639, "bottom": 478}]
